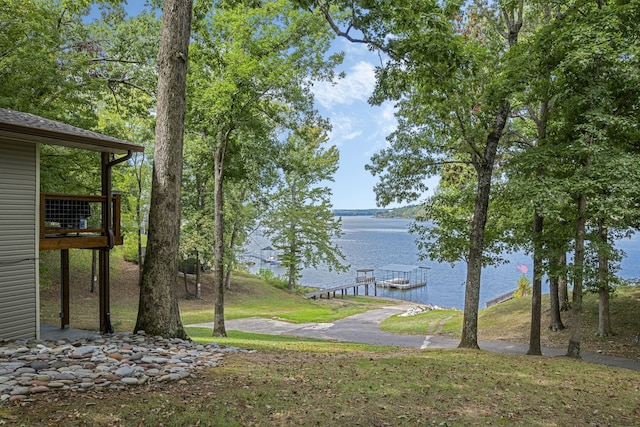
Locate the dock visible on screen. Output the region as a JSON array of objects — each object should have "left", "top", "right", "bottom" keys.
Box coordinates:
[
  {"left": 376, "top": 264, "right": 429, "bottom": 290},
  {"left": 305, "top": 269, "right": 376, "bottom": 299},
  {"left": 304, "top": 265, "right": 430, "bottom": 299},
  {"left": 484, "top": 290, "right": 515, "bottom": 308},
  {"left": 377, "top": 279, "right": 427, "bottom": 290}
]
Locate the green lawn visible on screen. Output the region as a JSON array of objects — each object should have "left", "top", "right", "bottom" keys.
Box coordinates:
[{"left": 20, "top": 255, "right": 640, "bottom": 426}]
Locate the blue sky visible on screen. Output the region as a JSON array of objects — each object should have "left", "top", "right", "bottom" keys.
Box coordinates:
[
  {"left": 311, "top": 39, "right": 439, "bottom": 210},
  {"left": 311, "top": 39, "right": 400, "bottom": 210}
]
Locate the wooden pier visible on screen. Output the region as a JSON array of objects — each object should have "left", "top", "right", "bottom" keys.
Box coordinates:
[
  {"left": 305, "top": 269, "right": 376, "bottom": 300},
  {"left": 484, "top": 290, "right": 515, "bottom": 308}
]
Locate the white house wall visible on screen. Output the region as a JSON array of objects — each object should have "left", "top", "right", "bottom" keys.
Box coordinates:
[{"left": 0, "top": 139, "right": 38, "bottom": 340}]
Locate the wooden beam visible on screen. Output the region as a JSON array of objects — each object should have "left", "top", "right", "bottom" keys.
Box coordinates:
[
  {"left": 60, "top": 249, "right": 70, "bottom": 329},
  {"left": 41, "top": 236, "right": 108, "bottom": 251},
  {"left": 99, "top": 152, "right": 114, "bottom": 334}
]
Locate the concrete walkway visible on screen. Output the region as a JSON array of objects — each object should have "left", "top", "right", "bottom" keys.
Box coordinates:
[
  {"left": 40, "top": 324, "right": 101, "bottom": 341},
  {"left": 188, "top": 304, "right": 640, "bottom": 371}
]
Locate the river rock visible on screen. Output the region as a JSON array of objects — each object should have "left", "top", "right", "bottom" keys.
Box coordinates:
[{"left": 0, "top": 331, "right": 247, "bottom": 404}]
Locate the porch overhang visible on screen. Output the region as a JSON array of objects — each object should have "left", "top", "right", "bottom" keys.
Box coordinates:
[{"left": 0, "top": 108, "right": 144, "bottom": 154}]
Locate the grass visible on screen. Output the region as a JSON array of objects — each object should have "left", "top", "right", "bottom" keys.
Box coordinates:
[
  {"left": 38, "top": 251, "right": 388, "bottom": 332},
  {"left": 5, "top": 253, "right": 638, "bottom": 426},
  {"left": 4, "top": 347, "right": 639, "bottom": 426},
  {"left": 181, "top": 271, "right": 389, "bottom": 325},
  {"left": 380, "top": 288, "right": 640, "bottom": 360},
  {"left": 185, "top": 328, "right": 395, "bottom": 353}
]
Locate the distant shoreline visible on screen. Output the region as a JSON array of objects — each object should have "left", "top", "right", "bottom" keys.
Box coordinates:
[{"left": 333, "top": 205, "right": 421, "bottom": 219}]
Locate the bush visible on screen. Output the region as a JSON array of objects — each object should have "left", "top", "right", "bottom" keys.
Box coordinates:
[
  {"left": 119, "top": 232, "right": 145, "bottom": 264},
  {"left": 257, "top": 268, "right": 288, "bottom": 289},
  {"left": 513, "top": 275, "right": 531, "bottom": 298}
]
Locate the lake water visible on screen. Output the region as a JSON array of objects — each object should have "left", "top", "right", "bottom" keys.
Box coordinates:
[{"left": 244, "top": 216, "right": 640, "bottom": 309}]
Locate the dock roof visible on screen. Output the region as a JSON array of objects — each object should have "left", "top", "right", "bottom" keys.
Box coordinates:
[{"left": 378, "top": 264, "right": 422, "bottom": 273}]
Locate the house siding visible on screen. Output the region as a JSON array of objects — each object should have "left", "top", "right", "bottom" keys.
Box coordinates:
[{"left": 0, "top": 139, "right": 37, "bottom": 340}]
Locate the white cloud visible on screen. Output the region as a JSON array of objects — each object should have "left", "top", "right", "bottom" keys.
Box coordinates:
[
  {"left": 327, "top": 113, "right": 362, "bottom": 145},
  {"left": 362, "top": 102, "right": 398, "bottom": 157},
  {"left": 312, "top": 61, "right": 377, "bottom": 109}
]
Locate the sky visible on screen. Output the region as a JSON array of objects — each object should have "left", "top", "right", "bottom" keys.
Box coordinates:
[
  {"left": 310, "top": 40, "right": 440, "bottom": 210},
  {"left": 116, "top": 2, "right": 437, "bottom": 210},
  {"left": 310, "top": 39, "right": 401, "bottom": 210}
]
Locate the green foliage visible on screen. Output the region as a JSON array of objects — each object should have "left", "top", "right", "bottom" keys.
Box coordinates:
[
  {"left": 256, "top": 268, "right": 288, "bottom": 289},
  {"left": 2, "top": 0, "right": 158, "bottom": 213},
  {"left": 185, "top": 1, "right": 342, "bottom": 303},
  {"left": 513, "top": 275, "right": 531, "bottom": 298},
  {"left": 0, "top": 0, "right": 159, "bottom": 125},
  {"left": 120, "top": 232, "right": 147, "bottom": 264},
  {"left": 264, "top": 127, "right": 349, "bottom": 289}
]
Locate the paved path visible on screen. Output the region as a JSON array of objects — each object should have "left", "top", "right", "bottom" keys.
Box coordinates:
[{"left": 188, "top": 304, "right": 640, "bottom": 371}]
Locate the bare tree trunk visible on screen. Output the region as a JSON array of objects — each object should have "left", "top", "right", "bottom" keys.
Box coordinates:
[
  {"left": 212, "top": 133, "right": 227, "bottom": 337},
  {"left": 597, "top": 221, "right": 613, "bottom": 337},
  {"left": 459, "top": 3, "right": 521, "bottom": 349},
  {"left": 135, "top": 152, "right": 145, "bottom": 287},
  {"left": 288, "top": 255, "right": 296, "bottom": 291},
  {"left": 567, "top": 194, "right": 586, "bottom": 358},
  {"left": 224, "top": 268, "right": 232, "bottom": 292},
  {"left": 527, "top": 212, "right": 543, "bottom": 355},
  {"left": 224, "top": 207, "right": 243, "bottom": 291},
  {"left": 135, "top": 0, "right": 192, "bottom": 339},
  {"left": 557, "top": 253, "right": 570, "bottom": 311},
  {"left": 195, "top": 252, "right": 202, "bottom": 299},
  {"left": 548, "top": 255, "right": 565, "bottom": 331}
]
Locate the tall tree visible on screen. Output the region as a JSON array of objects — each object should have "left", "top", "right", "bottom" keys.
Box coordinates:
[
  {"left": 187, "top": 1, "right": 339, "bottom": 336},
  {"left": 265, "top": 127, "right": 348, "bottom": 290},
  {"left": 516, "top": 0, "right": 640, "bottom": 357},
  {"left": 313, "top": 0, "right": 524, "bottom": 348},
  {"left": 135, "top": 0, "right": 193, "bottom": 339},
  {"left": 181, "top": 135, "right": 214, "bottom": 298}
]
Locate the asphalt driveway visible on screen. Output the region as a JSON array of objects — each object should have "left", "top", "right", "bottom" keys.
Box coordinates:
[{"left": 188, "top": 304, "right": 640, "bottom": 371}]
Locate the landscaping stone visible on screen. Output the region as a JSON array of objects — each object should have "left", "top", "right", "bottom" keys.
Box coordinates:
[{"left": 0, "top": 331, "right": 247, "bottom": 403}]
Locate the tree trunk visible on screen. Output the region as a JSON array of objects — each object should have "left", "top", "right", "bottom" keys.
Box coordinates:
[
  {"left": 597, "top": 221, "right": 613, "bottom": 337},
  {"left": 91, "top": 249, "right": 97, "bottom": 293},
  {"left": 183, "top": 259, "right": 189, "bottom": 296},
  {"left": 225, "top": 209, "right": 243, "bottom": 292},
  {"left": 212, "top": 133, "right": 227, "bottom": 337},
  {"left": 459, "top": 2, "right": 521, "bottom": 349},
  {"left": 288, "top": 259, "right": 296, "bottom": 291},
  {"left": 224, "top": 268, "right": 232, "bottom": 292},
  {"left": 567, "top": 193, "right": 586, "bottom": 358},
  {"left": 459, "top": 103, "right": 510, "bottom": 349},
  {"left": 195, "top": 252, "right": 202, "bottom": 299},
  {"left": 135, "top": 0, "right": 192, "bottom": 339},
  {"left": 136, "top": 153, "right": 145, "bottom": 287},
  {"left": 548, "top": 254, "right": 565, "bottom": 331},
  {"left": 527, "top": 212, "right": 543, "bottom": 355},
  {"left": 557, "top": 253, "right": 570, "bottom": 311}
]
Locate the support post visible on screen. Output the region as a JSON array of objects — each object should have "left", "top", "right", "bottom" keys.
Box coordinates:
[
  {"left": 99, "top": 152, "right": 114, "bottom": 334},
  {"left": 60, "top": 249, "right": 70, "bottom": 329},
  {"left": 99, "top": 248, "right": 113, "bottom": 333}
]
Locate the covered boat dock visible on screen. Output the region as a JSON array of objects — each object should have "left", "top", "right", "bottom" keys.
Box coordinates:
[{"left": 376, "top": 264, "right": 428, "bottom": 290}]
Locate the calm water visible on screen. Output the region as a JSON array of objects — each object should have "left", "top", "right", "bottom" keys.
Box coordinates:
[{"left": 244, "top": 216, "right": 640, "bottom": 309}]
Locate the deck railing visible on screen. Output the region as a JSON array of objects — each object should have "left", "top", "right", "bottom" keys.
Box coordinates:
[{"left": 39, "top": 193, "right": 122, "bottom": 250}]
